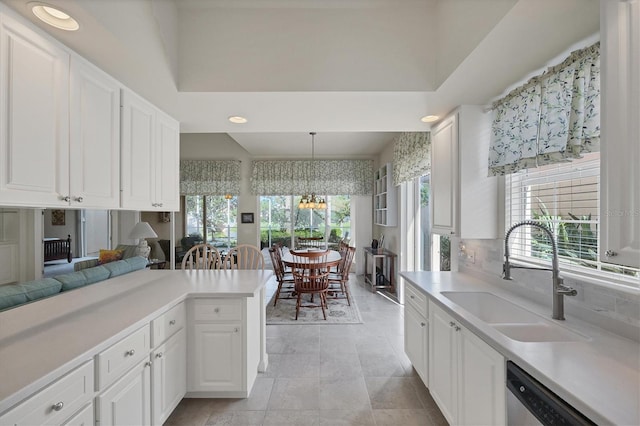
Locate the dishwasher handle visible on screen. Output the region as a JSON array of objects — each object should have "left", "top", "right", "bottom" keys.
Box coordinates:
[{"left": 506, "top": 361, "right": 596, "bottom": 426}]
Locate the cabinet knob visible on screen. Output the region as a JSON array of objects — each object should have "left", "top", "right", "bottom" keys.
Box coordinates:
[
  {"left": 125, "top": 349, "right": 135, "bottom": 356},
  {"left": 61, "top": 196, "right": 70, "bottom": 202},
  {"left": 158, "top": 203, "right": 163, "bottom": 207},
  {"left": 409, "top": 295, "right": 415, "bottom": 299},
  {"left": 454, "top": 326, "right": 461, "bottom": 331},
  {"left": 156, "top": 352, "right": 163, "bottom": 359},
  {"left": 450, "top": 231, "right": 455, "bottom": 235},
  {"left": 169, "top": 319, "right": 176, "bottom": 325},
  {"left": 421, "top": 322, "right": 426, "bottom": 327},
  {"left": 605, "top": 250, "right": 618, "bottom": 257},
  {"left": 145, "top": 361, "right": 152, "bottom": 367},
  {"left": 52, "top": 401, "right": 64, "bottom": 411},
  {"left": 234, "top": 327, "right": 239, "bottom": 333},
  {"left": 74, "top": 196, "right": 83, "bottom": 203},
  {"left": 214, "top": 307, "right": 220, "bottom": 313},
  {"left": 449, "top": 321, "right": 455, "bottom": 327}
]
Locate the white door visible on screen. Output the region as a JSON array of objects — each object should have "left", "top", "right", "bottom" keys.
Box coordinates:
[
  {"left": 0, "top": 13, "right": 70, "bottom": 207},
  {"left": 97, "top": 360, "right": 152, "bottom": 426},
  {"left": 152, "top": 329, "right": 186, "bottom": 425},
  {"left": 457, "top": 327, "right": 506, "bottom": 426},
  {"left": 429, "top": 302, "right": 458, "bottom": 425},
  {"left": 69, "top": 56, "right": 120, "bottom": 209},
  {"left": 121, "top": 90, "right": 154, "bottom": 211},
  {"left": 154, "top": 111, "right": 180, "bottom": 211},
  {"left": 404, "top": 304, "right": 428, "bottom": 384},
  {"left": 190, "top": 323, "right": 242, "bottom": 392}
]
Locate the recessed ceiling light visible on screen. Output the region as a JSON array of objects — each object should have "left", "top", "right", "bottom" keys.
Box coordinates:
[
  {"left": 228, "top": 116, "right": 248, "bottom": 124},
  {"left": 420, "top": 115, "right": 439, "bottom": 123},
  {"left": 31, "top": 2, "right": 79, "bottom": 31}
]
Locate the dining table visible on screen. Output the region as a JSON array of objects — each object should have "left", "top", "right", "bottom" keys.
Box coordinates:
[{"left": 281, "top": 249, "right": 342, "bottom": 269}]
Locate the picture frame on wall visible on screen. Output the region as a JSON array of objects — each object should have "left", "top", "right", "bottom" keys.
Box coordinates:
[
  {"left": 241, "top": 212, "right": 254, "bottom": 224},
  {"left": 51, "top": 210, "right": 65, "bottom": 226}
]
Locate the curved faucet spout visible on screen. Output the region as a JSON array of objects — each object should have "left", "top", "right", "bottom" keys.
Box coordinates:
[{"left": 504, "top": 220, "right": 576, "bottom": 320}]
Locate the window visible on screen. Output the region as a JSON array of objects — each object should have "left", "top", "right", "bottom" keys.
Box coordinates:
[
  {"left": 184, "top": 195, "right": 238, "bottom": 250},
  {"left": 259, "top": 195, "right": 351, "bottom": 249},
  {"left": 505, "top": 152, "right": 639, "bottom": 284}
]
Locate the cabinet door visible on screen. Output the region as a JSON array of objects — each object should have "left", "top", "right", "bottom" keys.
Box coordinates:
[
  {"left": 152, "top": 328, "right": 186, "bottom": 426},
  {"left": 61, "top": 402, "right": 94, "bottom": 426},
  {"left": 189, "top": 323, "right": 242, "bottom": 392},
  {"left": 600, "top": 0, "right": 640, "bottom": 268},
  {"left": 458, "top": 327, "right": 505, "bottom": 426},
  {"left": 121, "top": 90, "right": 155, "bottom": 210},
  {"left": 97, "top": 360, "right": 152, "bottom": 426},
  {"left": 404, "top": 304, "right": 428, "bottom": 384},
  {"left": 431, "top": 114, "right": 458, "bottom": 236},
  {"left": 0, "top": 12, "right": 70, "bottom": 207},
  {"left": 69, "top": 56, "right": 120, "bottom": 208},
  {"left": 154, "top": 111, "right": 180, "bottom": 211},
  {"left": 428, "top": 302, "right": 458, "bottom": 425}
]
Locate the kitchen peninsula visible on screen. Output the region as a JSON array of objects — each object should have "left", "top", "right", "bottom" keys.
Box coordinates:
[{"left": 0, "top": 268, "right": 272, "bottom": 425}]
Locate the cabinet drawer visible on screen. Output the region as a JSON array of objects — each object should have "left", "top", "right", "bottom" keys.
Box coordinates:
[
  {"left": 405, "top": 283, "right": 427, "bottom": 317},
  {"left": 192, "top": 299, "right": 242, "bottom": 322},
  {"left": 96, "top": 325, "right": 149, "bottom": 390},
  {"left": 0, "top": 361, "right": 94, "bottom": 426},
  {"left": 152, "top": 302, "right": 185, "bottom": 347}
]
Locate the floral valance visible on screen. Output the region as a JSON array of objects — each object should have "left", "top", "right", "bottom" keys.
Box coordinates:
[
  {"left": 251, "top": 160, "right": 373, "bottom": 196},
  {"left": 180, "top": 160, "right": 241, "bottom": 196},
  {"left": 392, "top": 132, "right": 431, "bottom": 185},
  {"left": 489, "top": 42, "right": 600, "bottom": 176}
]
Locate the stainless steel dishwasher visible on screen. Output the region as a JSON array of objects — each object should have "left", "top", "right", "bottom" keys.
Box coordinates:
[{"left": 506, "top": 361, "right": 596, "bottom": 425}]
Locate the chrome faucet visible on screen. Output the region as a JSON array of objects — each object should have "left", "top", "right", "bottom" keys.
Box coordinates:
[{"left": 503, "top": 220, "right": 577, "bottom": 320}]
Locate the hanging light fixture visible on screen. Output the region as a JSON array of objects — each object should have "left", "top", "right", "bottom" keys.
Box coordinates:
[{"left": 298, "top": 132, "right": 327, "bottom": 210}]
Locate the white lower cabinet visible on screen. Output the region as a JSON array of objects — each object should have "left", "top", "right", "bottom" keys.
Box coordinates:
[
  {"left": 151, "top": 328, "right": 186, "bottom": 425},
  {"left": 429, "top": 300, "right": 505, "bottom": 426},
  {"left": 60, "top": 402, "right": 93, "bottom": 426},
  {"left": 190, "top": 323, "right": 243, "bottom": 393},
  {"left": 404, "top": 283, "right": 428, "bottom": 384},
  {"left": 96, "top": 359, "right": 152, "bottom": 426}
]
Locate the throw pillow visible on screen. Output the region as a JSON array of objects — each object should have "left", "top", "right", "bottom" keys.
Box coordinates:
[{"left": 98, "top": 249, "right": 124, "bottom": 265}]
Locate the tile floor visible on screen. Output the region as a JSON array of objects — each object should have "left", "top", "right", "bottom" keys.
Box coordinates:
[{"left": 164, "top": 275, "right": 448, "bottom": 426}]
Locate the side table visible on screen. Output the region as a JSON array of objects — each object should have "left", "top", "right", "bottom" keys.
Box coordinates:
[{"left": 363, "top": 247, "right": 397, "bottom": 293}]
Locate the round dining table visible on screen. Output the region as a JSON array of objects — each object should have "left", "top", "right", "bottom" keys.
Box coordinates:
[{"left": 281, "top": 249, "right": 342, "bottom": 268}]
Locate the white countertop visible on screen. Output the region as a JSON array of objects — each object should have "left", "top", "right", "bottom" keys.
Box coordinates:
[
  {"left": 0, "top": 269, "right": 273, "bottom": 414},
  {"left": 400, "top": 271, "right": 640, "bottom": 426}
]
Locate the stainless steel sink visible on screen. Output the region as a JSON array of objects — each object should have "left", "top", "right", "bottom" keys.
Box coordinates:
[{"left": 441, "top": 291, "right": 589, "bottom": 343}]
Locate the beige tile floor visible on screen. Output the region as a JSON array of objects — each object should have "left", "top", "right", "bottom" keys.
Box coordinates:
[{"left": 164, "top": 275, "right": 448, "bottom": 426}]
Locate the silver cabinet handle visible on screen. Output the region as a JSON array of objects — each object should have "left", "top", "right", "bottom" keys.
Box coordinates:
[
  {"left": 420, "top": 322, "right": 426, "bottom": 327},
  {"left": 409, "top": 295, "right": 415, "bottom": 299},
  {"left": 169, "top": 320, "right": 176, "bottom": 325},
  {"left": 158, "top": 203, "right": 163, "bottom": 207},
  {"left": 61, "top": 196, "right": 70, "bottom": 202},
  {"left": 52, "top": 401, "right": 64, "bottom": 411},
  {"left": 145, "top": 361, "right": 152, "bottom": 367},
  {"left": 605, "top": 250, "right": 618, "bottom": 257},
  {"left": 454, "top": 326, "right": 461, "bottom": 331},
  {"left": 234, "top": 327, "right": 239, "bottom": 333},
  {"left": 449, "top": 321, "right": 455, "bottom": 327},
  {"left": 125, "top": 349, "right": 135, "bottom": 356},
  {"left": 214, "top": 307, "right": 220, "bottom": 313},
  {"left": 74, "top": 196, "right": 83, "bottom": 203},
  {"left": 156, "top": 352, "right": 163, "bottom": 359}
]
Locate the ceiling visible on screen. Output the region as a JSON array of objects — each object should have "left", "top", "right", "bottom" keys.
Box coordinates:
[{"left": 3, "top": 0, "right": 599, "bottom": 157}]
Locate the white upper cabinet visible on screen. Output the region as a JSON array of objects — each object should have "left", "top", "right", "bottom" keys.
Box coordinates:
[
  {"left": 69, "top": 56, "right": 121, "bottom": 208},
  {"left": 600, "top": 0, "right": 640, "bottom": 268},
  {"left": 121, "top": 89, "right": 180, "bottom": 212},
  {"left": 0, "top": 10, "right": 70, "bottom": 207},
  {"left": 431, "top": 106, "right": 497, "bottom": 239},
  {"left": 374, "top": 163, "right": 397, "bottom": 226}
]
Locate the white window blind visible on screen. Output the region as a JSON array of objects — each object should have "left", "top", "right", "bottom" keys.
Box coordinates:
[{"left": 505, "top": 152, "right": 639, "bottom": 284}]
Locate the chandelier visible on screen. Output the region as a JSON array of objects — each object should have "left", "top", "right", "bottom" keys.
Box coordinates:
[{"left": 298, "top": 132, "right": 327, "bottom": 209}]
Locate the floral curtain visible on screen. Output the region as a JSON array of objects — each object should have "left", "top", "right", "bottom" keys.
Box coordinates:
[
  {"left": 489, "top": 42, "right": 600, "bottom": 176},
  {"left": 180, "top": 160, "right": 241, "bottom": 195},
  {"left": 251, "top": 160, "right": 373, "bottom": 195},
  {"left": 392, "top": 132, "right": 431, "bottom": 186}
]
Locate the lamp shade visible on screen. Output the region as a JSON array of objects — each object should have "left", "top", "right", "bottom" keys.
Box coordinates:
[{"left": 128, "top": 222, "right": 158, "bottom": 240}]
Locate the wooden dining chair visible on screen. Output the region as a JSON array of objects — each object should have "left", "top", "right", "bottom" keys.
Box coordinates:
[
  {"left": 328, "top": 245, "right": 356, "bottom": 305},
  {"left": 181, "top": 243, "right": 222, "bottom": 270},
  {"left": 290, "top": 250, "right": 331, "bottom": 320},
  {"left": 224, "top": 244, "right": 264, "bottom": 270},
  {"left": 268, "top": 245, "right": 295, "bottom": 306}
]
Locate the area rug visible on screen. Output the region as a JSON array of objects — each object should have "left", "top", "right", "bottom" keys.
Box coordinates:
[{"left": 266, "top": 293, "right": 363, "bottom": 325}]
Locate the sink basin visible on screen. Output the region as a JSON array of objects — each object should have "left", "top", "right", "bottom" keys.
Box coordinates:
[
  {"left": 492, "top": 323, "right": 588, "bottom": 342},
  {"left": 441, "top": 292, "right": 542, "bottom": 324},
  {"left": 441, "top": 291, "right": 590, "bottom": 343}
]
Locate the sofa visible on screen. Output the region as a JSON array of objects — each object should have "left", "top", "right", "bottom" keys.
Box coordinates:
[
  {"left": 0, "top": 256, "right": 148, "bottom": 312},
  {"left": 73, "top": 244, "right": 140, "bottom": 272}
]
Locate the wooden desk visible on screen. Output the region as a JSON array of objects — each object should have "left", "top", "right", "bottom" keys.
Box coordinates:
[{"left": 363, "top": 247, "right": 397, "bottom": 292}]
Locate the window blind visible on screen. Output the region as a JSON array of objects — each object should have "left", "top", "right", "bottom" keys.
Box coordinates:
[{"left": 505, "top": 152, "right": 639, "bottom": 283}]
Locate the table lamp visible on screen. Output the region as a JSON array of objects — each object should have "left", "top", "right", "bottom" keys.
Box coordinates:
[{"left": 128, "top": 221, "right": 158, "bottom": 258}]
